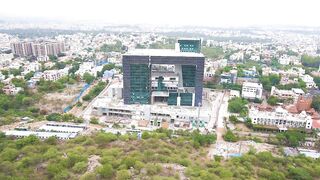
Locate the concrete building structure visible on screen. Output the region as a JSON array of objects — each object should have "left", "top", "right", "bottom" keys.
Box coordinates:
[
  {"left": 241, "top": 82, "right": 263, "bottom": 100},
  {"left": 122, "top": 49, "right": 204, "bottom": 107},
  {"left": 42, "top": 67, "right": 69, "bottom": 81},
  {"left": 4, "top": 130, "right": 77, "bottom": 140},
  {"left": 249, "top": 106, "right": 313, "bottom": 130},
  {"left": 270, "top": 86, "right": 304, "bottom": 100},
  {"left": 300, "top": 74, "right": 318, "bottom": 89},
  {"left": 2, "top": 84, "right": 23, "bottom": 95},
  {"left": 92, "top": 96, "right": 211, "bottom": 129},
  {"left": 11, "top": 41, "right": 65, "bottom": 57}
]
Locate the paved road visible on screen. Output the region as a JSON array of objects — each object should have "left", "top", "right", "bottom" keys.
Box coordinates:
[
  {"left": 215, "top": 92, "right": 229, "bottom": 141},
  {"left": 81, "top": 80, "right": 112, "bottom": 124},
  {"left": 206, "top": 92, "right": 224, "bottom": 131}
]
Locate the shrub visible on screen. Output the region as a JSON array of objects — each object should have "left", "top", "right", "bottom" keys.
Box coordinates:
[
  {"left": 97, "top": 164, "right": 114, "bottom": 178},
  {"left": 116, "top": 169, "right": 131, "bottom": 180},
  {"left": 72, "top": 162, "right": 87, "bottom": 173},
  {"left": 223, "top": 130, "right": 239, "bottom": 142}
]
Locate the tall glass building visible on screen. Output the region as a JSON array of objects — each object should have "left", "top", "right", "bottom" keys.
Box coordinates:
[{"left": 122, "top": 48, "right": 204, "bottom": 107}]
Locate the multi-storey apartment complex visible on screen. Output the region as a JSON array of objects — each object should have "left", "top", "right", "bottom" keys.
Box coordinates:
[{"left": 10, "top": 41, "right": 65, "bottom": 57}]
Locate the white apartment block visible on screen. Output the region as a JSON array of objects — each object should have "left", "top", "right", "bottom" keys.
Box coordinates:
[
  {"left": 300, "top": 74, "right": 318, "bottom": 89},
  {"left": 241, "top": 82, "right": 263, "bottom": 100},
  {"left": 229, "top": 52, "right": 244, "bottom": 61},
  {"left": 249, "top": 106, "right": 313, "bottom": 130},
  {"left": 0, "top": 53, "right": 13, "bottom": 64},
  {"left": 75, "top": 62, "right": 103, "bottom": 77},
  {"left": 262, "top": 67, "right": 305, "bottom": 77},
  {"left": 278, "top": 55, "right": 300, "bottom": 65},
  {"left": 22, "top": 62, "right": 41, "bottom": 75},
  {"left": 0, "top": 72, "right": 5, "bottom": 81},
  {"left": 42, "top": 67, "right": 69, "bottom": 81},
  {"left": 270, "top": 86, "right": 304, "bottom": 100},
  {"left": 2, "top": 84, "right": 23, "bottom": 95}
]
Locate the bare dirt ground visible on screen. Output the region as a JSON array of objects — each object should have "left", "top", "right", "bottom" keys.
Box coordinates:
[
  {"left": 0, "top": 120, "right": 48, "bottom": 131},
  {"left": 235, "top": 123, "right": 252, "bottom": 132},
  {"left": 209, "top": 140, "right": 278, "bottom": 159},
  {"left": 86, "top": 155, "right": 101, "bottom": 173},
  {"left": 161, "top": 163, "right": 187, "bottom": 180},
  {"left": 37, "top": 83, "right": 85, "bottom": 114}
]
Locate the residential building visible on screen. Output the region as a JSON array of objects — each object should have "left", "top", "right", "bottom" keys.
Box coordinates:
[
  {"left": 249, "top": 106, "right": 313, "bottom": 130},
  {"left": 2, "top": 84, "right": 23, "bottom": 95},
  {"left": 241, "top": 82, "right": 263, "bottom": 100},
  {"left": 270, "top": 86, "right": 304, "bottom": 100},
  {"left": 230, "top": 90, "right": 240, "bottom": 98},
  {"left": 229, "top": 52, "right": 244, "bottom": 61},
  {"left": 242, "top": 66, "right": 258, "bottom": 78},
  {"left": 10, "top": 42, "right": 33, "bottom": 56},
  {"left": 0, "top": 72, "right": 5, "bottom": 81},
  {"left": 11, "top": 41, "right": 65, "bottom": 57},
  {"left": 278, "top": 55, "right": 300, "bottom": 65},
  {"left": 42, "top": 67, "right": 69, "bottom": 81},
  {"left": 22, "top": 62, "right": 41, "bottom": 75},
  {"left": 300, "top": 74, "right": 318, "bottom": 89},
  {"left": 220, "top": 69, "right": 237, "bottom": 84},
  {"left": 75, "top": 61, "right": 103, "bottom": 77}
]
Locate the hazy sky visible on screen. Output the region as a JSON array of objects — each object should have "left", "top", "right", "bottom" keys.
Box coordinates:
[{"left": 1, "top": 0, "right": 319, "bottom": 27}]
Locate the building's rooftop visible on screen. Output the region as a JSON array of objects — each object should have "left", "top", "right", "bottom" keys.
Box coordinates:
[
  {"left": 4, "top": 130, "right": 78, "bottom": 139},
  {"left": 243, "top": 82, "right": 263, "bottom": 88},
  {"left": 292, "top": 88, "right": 305, "bottom": 94},
  {"left": 39, "top": 125, "right": 84, "bottom": 133},
  {"left": 124, "top": 49, "right": 204, "bottom": 57}
]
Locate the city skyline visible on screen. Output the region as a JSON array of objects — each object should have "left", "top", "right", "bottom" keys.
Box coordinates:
[{"left": 1, "top": 0, "right": 320, "bottom": 27}]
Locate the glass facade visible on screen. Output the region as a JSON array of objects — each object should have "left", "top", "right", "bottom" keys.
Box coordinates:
[
  {"left": 168, "top": 92, "right": 178, "bottom": 105},
  {"left": 129, "top": 64, "right": 150, "bottom": 104},
  {"left": 178, "top": 39, "right": 201, "bottom": 53},
  {"left": 182, "top": 65, "right": 196, "bottom": 87},
  {"left": 180, "top": 93, "right": 193, "bottom": 106}
]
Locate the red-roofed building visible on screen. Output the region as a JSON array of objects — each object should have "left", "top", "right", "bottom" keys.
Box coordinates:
[{"left": 312, "top": 120, "right": 320, "bottom": 129}]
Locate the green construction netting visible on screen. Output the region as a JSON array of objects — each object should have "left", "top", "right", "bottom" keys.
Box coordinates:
[
  {"left": 182, "top": 65, "right": 196, "bottom": 87},
  {"left": 168, "top": 92, "right": 178, "bottom": 105},
  {"left": 180, "top": 93, "right": 193, "bottom": 106},
  {"left": 130, "top": 64, "right": 150, "bottom": 104}
]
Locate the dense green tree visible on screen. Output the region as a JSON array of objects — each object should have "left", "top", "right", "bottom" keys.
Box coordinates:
[
  {"left": 260, "top": 74, "right": 281, "bottom": 91},
  {"left": 312, "top": 95, "right": 320, "bottom": 111},
  {"left": 116, "top": 169, "right": 131, "bottom": 180},
  {"left": 97, "top": 164, "right": 114, "bottom": 178},
  {"left": 83, "top": 72, "right": 95, "bottom": 84},
  {"left": 202, "top": 46, "right": 224, "bottom": 59},
  {"left": 100, "top": 41, "right": 123, "bottom": 52},
  {"left": 228, "top": 97, "right": 248, "bottom": 115},
  {"left": 301, "top": 54, "right": 320, "bottom": 67},
  {"left": 229, "top": 115, "right": 238, "bottom": 123},
  {"left": 82, "top": 82, "right": 107, "bottom": 101},
  {"left": 223, "top": 130, "right": 239, "bottom": 142},
  {"left": 276, "top": 131, "right": 306, "bottom": 147},
  {"left": 267, "top": 96, "right": 279, "bottom": 106},
  {"left": 46, "top": 113, "right": 62, "bottom": 121},
  {"left": 24, "top": 71, "right": 35, "bottom": 80}
]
